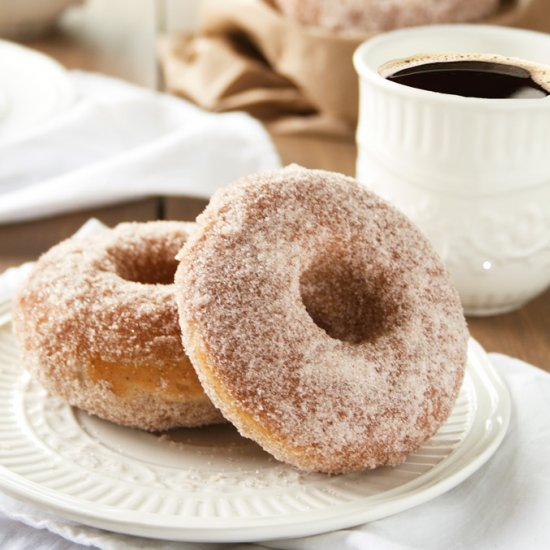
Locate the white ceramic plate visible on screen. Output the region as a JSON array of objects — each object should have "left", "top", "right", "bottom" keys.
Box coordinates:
[
  {"left": 0, "top": 40, "right": 76, "bottom": 143},
  {"left": 0, "top": 316, "right": 510, "bottom": 542}
]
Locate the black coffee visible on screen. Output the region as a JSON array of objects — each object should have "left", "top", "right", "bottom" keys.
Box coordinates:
[{"left": 387, "top": 60, "right": 549, "bottom": 99}]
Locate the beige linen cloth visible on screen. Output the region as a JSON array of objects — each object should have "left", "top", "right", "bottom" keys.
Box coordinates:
[{"left": 159, "top": 0, "right": 549, "bottom": 141}]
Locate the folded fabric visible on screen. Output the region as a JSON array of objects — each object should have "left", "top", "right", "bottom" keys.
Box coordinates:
[
  {"left": 0, "top": 70, "right": 280, "bottom": 224},
  {"left": 159, "top": 0, "right": 530, "bottom": 141},
  {"left": 1, "top": 229, "right": 550, "bottom": 549}
]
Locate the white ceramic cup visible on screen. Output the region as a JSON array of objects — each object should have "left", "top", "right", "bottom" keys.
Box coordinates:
[{"left": 354, "top": 25, "right": 550, "bottom": 316}]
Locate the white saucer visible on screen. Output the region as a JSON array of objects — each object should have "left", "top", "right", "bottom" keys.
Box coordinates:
[
  {"left": 0, "top": 319, "right": 510, "bottom": 542},
  {"left": 0, "top": 40, "right": 76, "bottom": 143}
]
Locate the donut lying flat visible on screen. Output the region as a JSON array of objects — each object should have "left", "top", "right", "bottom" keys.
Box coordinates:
[
  {"left": 13, "top": 221, "right": 224, "bottom": 431},
  {"left": 273, "top": 0, "right": 499, "bottom": 34},
  {"left": 175, "top": 166, "right": 468, "bottom": 473}
]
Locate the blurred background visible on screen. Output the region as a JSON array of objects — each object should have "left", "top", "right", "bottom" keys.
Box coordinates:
[
  {"left": 0, "top": 0, "right": 200, "bottom": 88},
  {"left": 1, "top": 0, "right": 549, "bottom": 365}
]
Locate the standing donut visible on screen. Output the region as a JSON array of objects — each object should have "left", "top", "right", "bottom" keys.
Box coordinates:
[
  {"left": 13, "top": 221, "right": 224, "bottom": 431},
  {"left": 175, "top": 165, "right": 468, "bottom": 473}
]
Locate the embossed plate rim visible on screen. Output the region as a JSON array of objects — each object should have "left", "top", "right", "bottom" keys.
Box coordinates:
[{"left": 0, "top": 325, "right": 510, "bottom": 543}]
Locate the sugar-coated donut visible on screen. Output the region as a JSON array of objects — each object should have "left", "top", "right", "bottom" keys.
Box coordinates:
[
  {"left": 273, "top": 0, "right": 499, "bottom": 34},
  {"left": 175, "top": 165, "right": 468, "bottom": 473},
  {"left": 12, "top": 221, "right": 224, "bottom": 431}
]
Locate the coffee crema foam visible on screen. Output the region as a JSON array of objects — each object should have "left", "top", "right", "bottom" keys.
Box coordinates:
[{"left": 379, "top": 53, "right": 550, "bottom": 99}]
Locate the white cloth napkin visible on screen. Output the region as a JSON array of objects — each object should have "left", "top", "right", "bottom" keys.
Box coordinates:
[
  {"left": 1, "top": 224, "right": 550, "bottom": 549},
  {"left": 0, "top": 71, "right": 281, "bottom": 224}
]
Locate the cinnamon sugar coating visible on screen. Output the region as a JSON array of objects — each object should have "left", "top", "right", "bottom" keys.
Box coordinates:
[
  {"left": 175, "top": 165, "right": 468, "bottom": 473},
  {"left": 273, "top": 0, "right": 499, "bottom": 34},
  {"left": 12, "top": 221, "right": 224, "bottom": 431}
]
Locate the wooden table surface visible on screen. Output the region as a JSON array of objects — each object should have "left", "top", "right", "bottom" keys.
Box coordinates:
[{"left": 1, "top": 0, "right": 548, "bottom": 371}]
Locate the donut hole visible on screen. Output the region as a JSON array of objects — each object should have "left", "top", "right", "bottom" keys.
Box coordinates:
[
  {"left": 300, "top": 258, "right": 397, "bottom": 344},
  {"left": 113, "top": 240, "right": 180, "bottom": 285}
]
